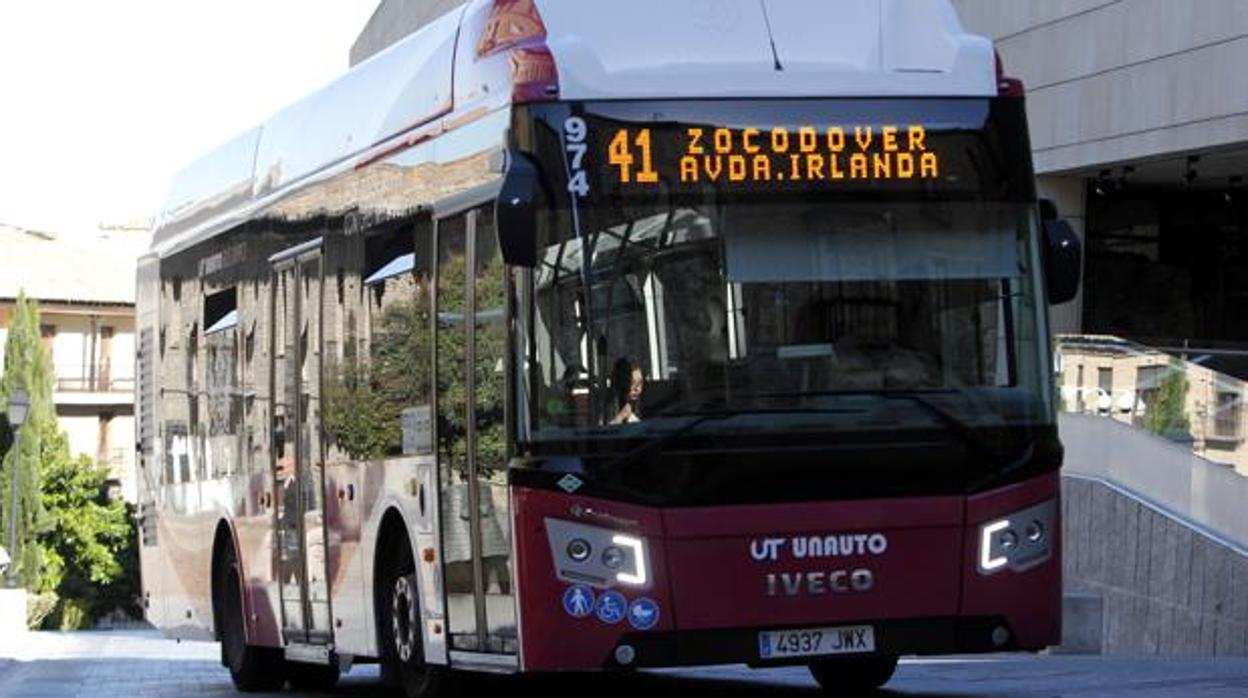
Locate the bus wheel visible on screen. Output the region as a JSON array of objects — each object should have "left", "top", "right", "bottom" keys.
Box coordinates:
[
  {"left": 220, "top": 559, "right": 285, "bottom": 692},
  {"left": 808, "top": 655, "right": 899, "bottom": 694},
  {"left": 378, "top": 537, "right": 446, "bottom": 698},
  {"left": 286, "top": 662, "right": 340, "bottom": 691}
]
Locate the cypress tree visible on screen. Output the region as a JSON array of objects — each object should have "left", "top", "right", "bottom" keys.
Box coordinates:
[
  {"left": 0, "top": 292, "right": 55, "bottom": 590},
  {"left": 1143, "top": 362, "right": 1191, "bottom": 443}
]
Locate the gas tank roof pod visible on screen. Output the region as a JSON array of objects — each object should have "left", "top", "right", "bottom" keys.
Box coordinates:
[{"left": 534, "top": 0, "right": 995, "bottom": 100}]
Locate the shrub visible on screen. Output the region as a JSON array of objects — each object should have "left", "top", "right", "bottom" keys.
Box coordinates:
[{"left": 26, "top": 590, "right": 58, "bottom": 630}]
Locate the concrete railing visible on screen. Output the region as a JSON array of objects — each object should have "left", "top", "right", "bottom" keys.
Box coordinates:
[
  {"left": 1060, "top": 412, "right": 1248, "bottom": 554},
  {"left": 1058, "top": 412, "right": 1248, "bottom": 655}
]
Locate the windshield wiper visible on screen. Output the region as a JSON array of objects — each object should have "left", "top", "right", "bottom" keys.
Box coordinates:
[
  {"left": 601, "top": 411, "right": 742, "bottom": 471},
  {"left": 756, "top": 389, "right": 1028, "bottom": 474},
  {"left": 600, "top": 404, "right": 864, "bottom": 471},
  {"left": 877, "top": 392, "right": 1037, "bottom": 487}
]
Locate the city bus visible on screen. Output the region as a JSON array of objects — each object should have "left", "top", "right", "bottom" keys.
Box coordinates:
[{"left": 136, "top": 0, "right": 1082, "bottom": 694}]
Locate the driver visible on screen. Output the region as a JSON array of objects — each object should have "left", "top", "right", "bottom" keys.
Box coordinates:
[{"left": 609, "top": 357, "right": 645, "bottom": 424}]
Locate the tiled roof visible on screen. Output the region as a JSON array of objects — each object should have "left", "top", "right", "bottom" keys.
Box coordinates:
[{"left": 0, "top": 223, "right": 151, "bottom": 305}]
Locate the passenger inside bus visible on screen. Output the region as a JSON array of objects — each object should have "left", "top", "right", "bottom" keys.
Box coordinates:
[{"left": 609, "top": 356, "right": 645, "bottom": 424}]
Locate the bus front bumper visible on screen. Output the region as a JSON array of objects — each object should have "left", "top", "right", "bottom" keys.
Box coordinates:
[{"left": 511, "top": 471, "right": 1061, "bottom": 671}]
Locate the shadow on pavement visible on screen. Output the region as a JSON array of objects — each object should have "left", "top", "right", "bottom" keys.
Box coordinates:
[{"left": 332, "top": 667, "right": 961, "bottom": 698}]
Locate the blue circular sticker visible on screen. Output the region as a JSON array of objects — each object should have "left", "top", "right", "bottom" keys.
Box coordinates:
[
  {"left": 595, "top": 590, "right": 628, "bottom": 624},
  {"left": 627, "top": 597, "right": 660, "bottom": 630},
  {"left": 562, "top": 584, "right": 595, "bottom": 619}
]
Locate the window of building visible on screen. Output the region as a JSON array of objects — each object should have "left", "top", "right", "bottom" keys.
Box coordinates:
[
  {"left": 1134, "top": 364, "right": 1163, "bottom": 427},
  {"left": 40, "top": 324, "right": 55, "bottom": 360},
  {"left": 204, "top": 287, "right": 241, "bottom": 478},
  {"left": 1214, "top": 380, "right": 1242, "bottom": 440},
  {"left": 1097, "top": 366, "right": 1114, "bottom": 414}
]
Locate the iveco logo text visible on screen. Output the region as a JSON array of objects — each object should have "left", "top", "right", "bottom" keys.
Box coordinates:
[
  {"left": 765, "top": 569, "right": 875, "bottom": 596},
  {"left": 749, "top": 533, "right": 888, "bottom": 562}
]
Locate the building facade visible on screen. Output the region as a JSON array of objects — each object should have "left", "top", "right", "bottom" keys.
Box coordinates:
[
  {"left": 954, "top": 1, "right": 1248, "bottom": 351},
  {"left": 0, "top": 223, "right": 149, "bottom": 502},
  {"left": 953, "top": 0, "right": 1248, "bottom": 472}
]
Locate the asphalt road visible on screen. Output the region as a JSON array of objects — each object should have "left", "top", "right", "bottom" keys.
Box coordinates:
[{"left": 2, "top": 630, "right": 1248, "bottom": 697}]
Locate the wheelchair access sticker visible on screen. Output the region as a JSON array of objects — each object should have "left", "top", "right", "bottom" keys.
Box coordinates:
[{"left": 596, "top": 590, "right": 628, "bottom": 624}]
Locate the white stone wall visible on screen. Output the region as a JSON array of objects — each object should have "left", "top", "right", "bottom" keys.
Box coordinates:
[{"left": 60, "top": 414, "right": 100, "bottom": 464}]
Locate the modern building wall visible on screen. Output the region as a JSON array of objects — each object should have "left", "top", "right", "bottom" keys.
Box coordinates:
[
  {"left": 1062, "top": 475, "right": 1248, "bottom": 655},
  {"left": 350, "top": 0, "right": 464, "bottom": 66},
  {"left": 955, "top": 1, "right": 1248, "bottom": 359},
  {"left": 954, "top": 0, "right": 1248, "bottom": 175}
]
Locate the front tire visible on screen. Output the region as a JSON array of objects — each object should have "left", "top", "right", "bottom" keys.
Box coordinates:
[
  {"left": 808, "top": 654, "right": 899, "bottom": 694},
  {"left": 220, "top": 560, "right": 286, "bottom": 692},
  {"left": 378, "top": 537, "right": 446, "bottom": 698}
]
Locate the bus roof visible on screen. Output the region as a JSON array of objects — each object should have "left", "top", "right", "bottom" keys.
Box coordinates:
[{"left": 150, "top": 0, "right": 994, "bottom": 256}]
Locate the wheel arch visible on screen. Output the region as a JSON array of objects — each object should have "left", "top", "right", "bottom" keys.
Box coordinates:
[
  {"left": 372, "top": 506, "right": 417, "bottom": 624},
  {"left": 210, "top": 518, "right": 243, "bottom": 643},
  {"left": 373, "top": 504, "right": 432, "bottom": 664}
]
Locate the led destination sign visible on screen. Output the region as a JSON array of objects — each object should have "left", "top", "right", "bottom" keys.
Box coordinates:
[
  {"left": 607, "top": 125, "right": 941, "bottom": 187},
  {"left": 540, "top": 99, "right": 1038, "bottom": 205}
]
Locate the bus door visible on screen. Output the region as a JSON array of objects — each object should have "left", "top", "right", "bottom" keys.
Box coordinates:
[
  {"left": 435, "top": 206, "right": 518, "bottom": 657},
  {"left": 270, "top": 240, "right": 333, "bottom": 646}
]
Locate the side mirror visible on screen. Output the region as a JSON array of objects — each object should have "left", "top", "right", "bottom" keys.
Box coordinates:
[
  {"left": 496, "top": 151, "right": 541, "bottom": 267},
  {"left": 1039, "top": 199, "right": 1082, "bottom": 305}
]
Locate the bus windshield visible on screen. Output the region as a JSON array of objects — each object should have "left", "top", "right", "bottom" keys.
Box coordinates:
[{"left": 514, "top": 99, "right": 1052, "bottom": 444}]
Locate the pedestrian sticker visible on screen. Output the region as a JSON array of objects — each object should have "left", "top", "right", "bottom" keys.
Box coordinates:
[
  {"left": 595, "top": 590, "right": 627, "bottom": 624},
  {"left": 627, "top": 597, "right": 660, "bottom": 630},
  {"left": 562, "top": 584, "right": 595, "bottom": 619}
]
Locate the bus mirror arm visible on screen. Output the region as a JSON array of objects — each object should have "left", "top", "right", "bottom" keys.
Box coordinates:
[
  {"left": 496, "top": 151, "right": 542, "bottom": 267},
  {"left": 1039, "top": 199, "right": 1082, "bottom": 305}
]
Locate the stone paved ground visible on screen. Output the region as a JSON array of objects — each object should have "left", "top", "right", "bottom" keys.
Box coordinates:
[{"left": 3, "top": 630, "right": 1248, "bottom": 697}]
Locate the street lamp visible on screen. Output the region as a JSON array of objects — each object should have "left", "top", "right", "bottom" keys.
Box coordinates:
[{"left": 6, "top": 389, "right": 29, "bottom": 588}]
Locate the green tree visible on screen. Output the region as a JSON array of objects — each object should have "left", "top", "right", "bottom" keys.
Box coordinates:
[
  {"left": 322, "top": 235, "right": 507, "bottom": 477},
  {"left": 39, "top": 451, "right": 139, "bottom": 626},
  {"left": 323, "top": 279, "right": 435, "bottom": 461},
  {"left": 0, "top": 293, "right": 55, "bottom": 591},
  {"left": 1, "top": 293, "right": 139, "bottom": 626},
  {"left": 1143, "top": 363, "right": 1191, "bottom": 442}
]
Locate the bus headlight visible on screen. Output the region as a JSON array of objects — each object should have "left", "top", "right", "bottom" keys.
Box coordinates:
[
  {"left": 567, "top": 538, "right": 592, "bottom": 562},
  {"left": 611, "top": 535, "right": 647, "bottom": 586},
  {"left": 601, "top": 545, "right": 625, "bottom": 570},
  {"left": 976, "top": 498, "right": 1057, "bottom": 575},
  {"left": 546, "top": 518, "right": 651, "bottom": 589},
  {"left": 1025, "top": 520, "right": 1045, "bottom": 544}
]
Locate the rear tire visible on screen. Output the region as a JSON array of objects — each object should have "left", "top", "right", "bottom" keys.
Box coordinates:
[
  {"left": 378, "top": 535, "right": 446, "bottom": 698},
  {"left": 808, "top": 655, "right": 899, "bottom": 694},
  {"left": 286, "top": 661, "right": 340, "bottom": 691},
  {"left": 220, "top": 560, "right": 286, "bottom": 692}
]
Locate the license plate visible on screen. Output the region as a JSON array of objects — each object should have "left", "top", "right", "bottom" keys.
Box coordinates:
[{"left": 758, "top": 624, "right": 875, "bottom": 659}]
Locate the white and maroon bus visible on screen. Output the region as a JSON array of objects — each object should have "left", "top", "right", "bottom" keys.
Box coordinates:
[{"left": 136, "top": 0, "right": 1081, "bottom": 694}]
